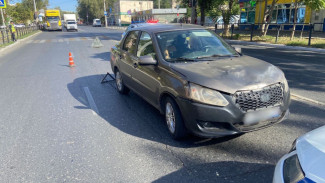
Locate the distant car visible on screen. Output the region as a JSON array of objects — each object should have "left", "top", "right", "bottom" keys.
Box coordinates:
[
  {"left": 66, "top": 21, "right": 78, "bottom": 31},
  {"left": 273, "top": 126, "right": 325, "bottom": 183},
  {"left": 0, "top": 25, "right": 6, "bottom": 29},
  {"left": 110, "top": 24, "right": 290, "bottom": 140},
  {"left": 93, "top": 19, "right": 101, "bottom": 27},
  {"left": 14, "top": 24, "right": 26, "bottom": 28}
]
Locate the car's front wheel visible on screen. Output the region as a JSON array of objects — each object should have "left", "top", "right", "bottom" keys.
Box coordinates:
[
  {"left": 115, "top": 69, "right": 129, "bottom": 94},
  {"left": 164, "top": 97, "right": 187, "bottom": 140}
]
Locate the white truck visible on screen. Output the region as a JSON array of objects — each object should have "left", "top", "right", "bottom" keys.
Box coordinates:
[{"left": 63, "top": 14, "right": 78, "bottom": 31}]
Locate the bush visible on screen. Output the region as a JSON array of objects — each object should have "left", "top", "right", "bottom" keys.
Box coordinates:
[{"left": 234, "top": 34, "right": 240, "bottom": 40}]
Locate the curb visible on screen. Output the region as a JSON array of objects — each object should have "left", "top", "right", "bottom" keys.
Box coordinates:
[
  {"left": 291, "top": 94, "right": 325, "bottom": 106},
  {"left": 0, "top": 31, "right": 42, "bottom": 54},
  {"left": 226, "top": 40, "right": 325, "bottom": 53}
]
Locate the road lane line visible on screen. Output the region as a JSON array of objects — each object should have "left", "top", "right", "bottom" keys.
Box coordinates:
[
  {"left": 26, "top": 40, "right": 33, "bottom": 44},
  {"left": 58, "top": 39, "right": 64, "bottom": 42},
  {"left": 83, "top": 87, "right": 99, "bottom": 115},
  {"left": 291, "top": 93, "right": 325, "bottom": 106}
]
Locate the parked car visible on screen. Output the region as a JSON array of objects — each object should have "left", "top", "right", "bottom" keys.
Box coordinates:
[
  {"left": 14, "top": 24, "right": 26, "bottom": 28},
  {"left": 93, "top": 19, "right": 101, "bottom": 27},
  {"left": 110, "top": 24, "right": 290, "bottom": 139},
  {"left": 121, "top": 22, "right": 160, "bottom": 39},
  {"left": 273, "top": 126, "right": 325, "bottom": 183}
]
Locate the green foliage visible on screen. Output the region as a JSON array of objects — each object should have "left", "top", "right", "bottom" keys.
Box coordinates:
[
  {"left": 154, "top": 0, "right": 172, "bottom": 8},
  {"left": 234, "top": 34, "right": 240, "bottom": 39},
  {"left": 77, "top": 0, "right": 115, "bottom": 22},
  {"left": 303, "top": 0, "right": 325, "bottom": 10}
]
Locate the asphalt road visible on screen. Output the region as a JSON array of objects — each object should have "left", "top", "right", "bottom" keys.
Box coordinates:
[{"left": 0, "top": 26, "right": 324, "bottom": 183}]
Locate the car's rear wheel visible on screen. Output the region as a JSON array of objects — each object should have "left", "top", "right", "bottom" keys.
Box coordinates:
[
  {"left": 115, "top": 69, "right": 129, "bottom": 94},
  {"left": 164, "top": 97, "right": 187, "bottom": 140}
]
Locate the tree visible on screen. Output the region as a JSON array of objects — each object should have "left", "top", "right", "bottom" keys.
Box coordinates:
[
  {"left": 290, "top": 0, "right": 325, "bottom": 39},
  {"left": 261, "top": 0, "right": 279, "bottom": 36}
]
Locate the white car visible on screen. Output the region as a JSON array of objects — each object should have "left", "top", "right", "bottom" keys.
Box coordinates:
[{"left": 273, "top": 126, "right": 325, "bottom": 183}]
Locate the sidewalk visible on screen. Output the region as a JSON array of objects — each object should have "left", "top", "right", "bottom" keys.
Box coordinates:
[
  {"left": 226, "top": 39, "right": 325, "bottom": 53},
  {"left": 0, "top": 31, "right": 41, "bottom": 54}
]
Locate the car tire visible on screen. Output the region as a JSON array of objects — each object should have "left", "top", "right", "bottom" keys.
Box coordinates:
[
  {"left": 164, "top": 97, "right": 187, "bottom": 140},
  {"left": 115, "top": 69, "right": 130, "bottom": 94}
]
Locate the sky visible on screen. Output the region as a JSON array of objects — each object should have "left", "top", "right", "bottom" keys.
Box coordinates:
[
  {"left": 48, "top": 0, "right": 77, "bottom": 12},
  {"left": 11, "top": 0, "right": 77, "bottom": 12}
]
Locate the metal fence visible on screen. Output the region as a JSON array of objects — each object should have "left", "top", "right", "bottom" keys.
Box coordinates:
[
  {"left": 214, "top": 23, "right": 325, "bottom": 46},
  {"left": 0, "top": 26, "right": 38, "bottom": 45}
]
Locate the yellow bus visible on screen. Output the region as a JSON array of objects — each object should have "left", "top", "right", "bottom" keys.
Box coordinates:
[{"left": 45, "top": 10, "right": 62, "bottom": 31}]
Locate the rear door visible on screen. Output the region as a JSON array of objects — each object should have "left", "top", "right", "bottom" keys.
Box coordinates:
[
  {"left": 131, "top": 31, "right": 161, "bottom": 106},
  {"left": 118, "top": 31, "right": 140, "bottom": 89}
]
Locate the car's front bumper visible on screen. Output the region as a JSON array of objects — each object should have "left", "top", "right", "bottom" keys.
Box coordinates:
[{"left": 176, "top": 94, "right": 290, "bottom": 138}]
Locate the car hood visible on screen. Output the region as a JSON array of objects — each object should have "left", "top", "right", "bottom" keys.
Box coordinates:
[
  {"left": 296, "top": 126, "right": 325, "bottom": 182},
  {"left": 170, "top": 55, "right": 285, "bottom": 94}
]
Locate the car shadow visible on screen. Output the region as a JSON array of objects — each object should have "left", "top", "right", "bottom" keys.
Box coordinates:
[{"left": 152, "top": 161, "right": 275, "bottom": 183}]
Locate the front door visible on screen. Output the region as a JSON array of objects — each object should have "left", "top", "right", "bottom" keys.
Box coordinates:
[{"left": 132, "top": 31, "right": 161, "bottom": 107}]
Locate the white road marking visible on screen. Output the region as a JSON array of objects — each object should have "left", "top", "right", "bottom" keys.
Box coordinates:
[
  {"left": 52, "top": 39, "right": 58, "bottom": 43},
  {"left": 291, "top": 94, "right": 325, "bottom": 106},
  {"left": 58, "top": 39, "right": 64, "bottom": 42},
  {"left": 83, "top": 87, "right": 99, "bottom": 115},
  {"left": 39, "top": 40, "right": 46, "bottom": 43},
  {"left": 26, "top": 40, "right": 33, "bottom": 44}
]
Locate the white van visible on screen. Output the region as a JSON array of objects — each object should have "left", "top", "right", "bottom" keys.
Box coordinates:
[{"left": 93, "top": 19, "right": 101, "bottom": 27}]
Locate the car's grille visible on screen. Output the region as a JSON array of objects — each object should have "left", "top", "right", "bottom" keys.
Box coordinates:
[{"left": 234, "top": 83, "right": 284, "bottom": 112}]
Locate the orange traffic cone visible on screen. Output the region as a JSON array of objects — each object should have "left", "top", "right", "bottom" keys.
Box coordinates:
[{"left": 69, "top": 52, "right": 75, "bottom": 67}]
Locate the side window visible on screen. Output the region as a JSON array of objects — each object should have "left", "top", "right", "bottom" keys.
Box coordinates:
[
  {"left": 123, "top": 31, "right": 139, "bottom": 55},
  {"left": 137, "top": 32, "right": 155, "bottom": 57}
]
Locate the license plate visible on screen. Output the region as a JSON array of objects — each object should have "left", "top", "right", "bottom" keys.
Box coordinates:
[{"left": 243, "top": 107, "right": 281, "bottom": 125}]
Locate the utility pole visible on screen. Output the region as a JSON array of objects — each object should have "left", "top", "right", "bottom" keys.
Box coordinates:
[
  {"left": 33, "top": 0, "right": 38, "bottom": 23},
  {"left": 87, "top": 0, "right": 89, "bottom": 25},
  {"left": 1, "top": 9, "right": 5, "bottom": 27},
  {"left": 104, "top": 0, "right": 107, "bottom": 27},
  {"left": 158, "top": 0, "right": 160, "bottom": 9}
]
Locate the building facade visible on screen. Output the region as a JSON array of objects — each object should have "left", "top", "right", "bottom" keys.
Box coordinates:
[
  {"left": 131, "top": 8, "right": 187, "bottom": 23},
  {"left": 112, "top": 0, "right": 153, "bottom": 25},
  {"left": 239, "top": 0, "right": 325, "bottom": 31}
]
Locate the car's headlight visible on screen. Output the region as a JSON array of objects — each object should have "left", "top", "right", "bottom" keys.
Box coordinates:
[
  {"left": 188, "top": 83, "right": 229, "bottom": 106},
  {"left": 283, "top": 78, "right": 289, "bottom": 93},
  {"left": 283, "top": 154, "right": 305, "bottom": 183}
]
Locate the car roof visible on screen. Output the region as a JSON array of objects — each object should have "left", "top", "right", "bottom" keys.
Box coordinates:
[{"left": 131, "top": 23, "right": 207, "bottom": 33}]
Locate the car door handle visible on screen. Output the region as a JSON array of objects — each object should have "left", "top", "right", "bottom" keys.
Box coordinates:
[{"left": 133, "top": 63, "right": 138, "bottom": 68}]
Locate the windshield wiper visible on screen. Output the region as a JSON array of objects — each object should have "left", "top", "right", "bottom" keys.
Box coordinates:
[
  {"left": 168, "top": 57, "right": 198, "bottom": 62},
  {"left": 195, "top": 54, "right": 239, "bottom": 59}
]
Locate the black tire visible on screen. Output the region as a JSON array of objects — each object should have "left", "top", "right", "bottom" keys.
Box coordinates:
[
  {"left": 164, "top": 97, "right": 187, "bottom": 140},
  {"left": 115, "top": 69, "right": 130, "bottom": 94}
]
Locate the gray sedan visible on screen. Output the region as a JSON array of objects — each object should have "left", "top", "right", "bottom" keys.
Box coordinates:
[{"left": 110, "top": 24, "right": 290, "bottom": 140}]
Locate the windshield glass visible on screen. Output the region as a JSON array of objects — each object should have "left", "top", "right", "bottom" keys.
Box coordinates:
[
  {"left": 96, "top": 20, "right": 101, "bottom": 23},
  {"left": 67, "top": 21, "right": 76, "bottom": 24},
  {"left": 156, "top": 29, "right": 238, "bottom": 61},
  {"left": 47, "top": 16, "right": 59, "bottom": 21}
]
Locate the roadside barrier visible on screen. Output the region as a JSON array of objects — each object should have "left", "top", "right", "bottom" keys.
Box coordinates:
[
  {"left": 0, "top": 26, "right": 38, "bottom": 45},
  {"left": 69, "top": 52, "right": 75, "bottom": 67}
]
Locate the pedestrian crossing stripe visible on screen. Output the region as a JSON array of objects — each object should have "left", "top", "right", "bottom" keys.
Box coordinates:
[{"left": 27, "top": 36, "right": 116, "bottom": 44}]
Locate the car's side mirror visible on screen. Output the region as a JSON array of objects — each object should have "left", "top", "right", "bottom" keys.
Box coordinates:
[
  {"left": 234, "top": 47, "right": 242, "bottom": 54},
  {"left": 139, "top": 55, "right": 157, "bottom": 65}
]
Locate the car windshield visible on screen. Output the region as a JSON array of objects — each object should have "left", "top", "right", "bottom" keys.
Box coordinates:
[
  {"left": 96, "top": 20, "right": 101, "bottom": 23},
  {"left": 47, "top": 16, "right": 59, "bottom": 21},
  {"left": 156, "top": 29, "right": 238, "bottom": 62},
  {"left": 67, "top": 21, "right": 76, "bottom": 24}
]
